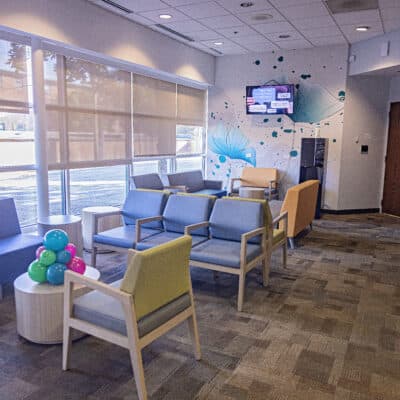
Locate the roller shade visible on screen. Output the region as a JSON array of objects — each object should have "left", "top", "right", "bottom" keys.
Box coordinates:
[
  {"left": 0, "top": 39, "right": 30, "bottom": 113},
  {"left": 177, "top": 85, "right": 205, "bottom": 126}
]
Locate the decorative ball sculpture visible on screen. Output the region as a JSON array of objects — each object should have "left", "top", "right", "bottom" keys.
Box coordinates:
[{"left": 28, "top": 229, "right": 86, "bottom": 285}]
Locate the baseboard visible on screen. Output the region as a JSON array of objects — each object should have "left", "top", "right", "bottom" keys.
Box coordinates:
[{"left": 321, "top": 208, "right": 380, "bottom": 215}]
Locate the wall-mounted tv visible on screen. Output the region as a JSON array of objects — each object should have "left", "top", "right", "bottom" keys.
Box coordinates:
[{"left": 246, "top": 84, "right": 294, "bottom": 115}]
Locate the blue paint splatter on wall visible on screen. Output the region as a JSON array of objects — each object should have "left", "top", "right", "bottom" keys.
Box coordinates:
[
  {"left": 290, "top": 150, "right": 298, "bottom": 157},
  {"left": 208, "top": 123, "right": 257, "bottom": 166},
  {"left": 219, "top": 155, "right": 226, "bottom": 163}
]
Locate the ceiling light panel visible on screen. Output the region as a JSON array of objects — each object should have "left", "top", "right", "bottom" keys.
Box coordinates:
[{"left": 138, "top": 8, "right": 190, "bottom": 23}]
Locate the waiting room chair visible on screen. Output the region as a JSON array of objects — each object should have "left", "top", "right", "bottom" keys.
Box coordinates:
[
  {"left": 0, "top": 197, "right": 42, "bottom": 299},
  {"left": 130, "top": 173, "right": 185, "bottom": 192},
  {"left": 63, "top": 236, "right": 201, "bottom": 400},
  {"left": 230, "top": 167, "right": 279, "bottom": 200},
  {"left": 91, "top": 190, "right": 168, "bottom": 267}
]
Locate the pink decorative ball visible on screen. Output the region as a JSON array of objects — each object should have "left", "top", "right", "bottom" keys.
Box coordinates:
[
  {"left": 65, "top": 243, "right": 77, "bottom": 259},
  {"left": 36, "top": 245, "right": 46, "bottom": 259},
  {"left": 67, "top": 256, "right": 86, "bottom": 275}
]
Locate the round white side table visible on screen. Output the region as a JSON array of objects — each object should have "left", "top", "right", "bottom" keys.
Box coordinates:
[
  {"left": 81, "top": 206, "right": 121, "bottom": 252},
  {"left": 38, "top": 215, "right": 83, "bottom": 257},
  {"left": 239, "top": 187, "right": 265, "bottom": 200},
  {"left": 14, "top": 266, "right": 100, "bottom": 344}
]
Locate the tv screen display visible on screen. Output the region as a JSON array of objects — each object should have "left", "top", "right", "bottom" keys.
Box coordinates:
[{"left": 246, "top": 84, "right": 294, "bottom": 115}]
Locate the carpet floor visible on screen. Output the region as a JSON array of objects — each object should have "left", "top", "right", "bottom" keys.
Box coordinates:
[{"left": 1, "top": 213, "right": 400, "bottom": 399}]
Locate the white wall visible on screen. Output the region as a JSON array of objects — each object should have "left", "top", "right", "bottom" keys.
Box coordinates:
[
  {"left": 338, "top": 75, "right": 390, "bottom": 210},
  {"left": 389, "top": 76, "right": 400, "bottom": 102},
  {"left": 0, "top": 0, "right": 215, "bottom": 85},
  {"left": 349, "top": 29, "right": 400, "bottom": 76},
  {"left": 207, "top": 45, "right": 348, "bottom": 210}
]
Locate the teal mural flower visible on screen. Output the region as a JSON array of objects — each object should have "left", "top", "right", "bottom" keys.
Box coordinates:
[
  {"left": 291, "top": 82, "right": 344, "bottom": 123},
  {"left": 208, "top": 123, "right": 256, "bottom": 166}
]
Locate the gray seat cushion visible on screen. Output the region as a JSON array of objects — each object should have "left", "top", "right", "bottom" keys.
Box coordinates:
[
  {"left": 73, "top": 280, "right": 191, "bottom": 338},
  {"left": 93, "top": 225, "right": 160, "bottom": 248},
  {"left": 190, "top": 238, "right": 262, "bottom": 268},
  {"left": 136, "top": 231, "right": 207, "bottom": 251}
]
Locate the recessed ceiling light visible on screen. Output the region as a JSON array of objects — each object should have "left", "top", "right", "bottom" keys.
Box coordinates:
[
  {"left": 214, "top": 41, "right": 223, "bottom": 46},
  {"left": 240, "top": 1, "right": 254, "bottom": 7},
  {"left": 251, "top": 13, "right": 273, "bottom": 21},
  {"left": 356, "top": 26, "right": 370, "bottom": 31},
  {"left": 159, "top": 14, "right": 172, "bottom": 19},
  {"left": 278, "top": 34, "right": 291, "bottom": 39}
]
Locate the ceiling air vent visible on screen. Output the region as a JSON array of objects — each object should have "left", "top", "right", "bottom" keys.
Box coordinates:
[
  {"left": 155, "top": 24, "right": 195, "bottom": 42},
  {"left": 209, "top": 48, "right": 223, "bottom": 55},
  {"left": 100, "top": 0, "right": 133, "bottom": 14},
  {"left": 325, "top": 0, "right": 378, "bottom": 14}
]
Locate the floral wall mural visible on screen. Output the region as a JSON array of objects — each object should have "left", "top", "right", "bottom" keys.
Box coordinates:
[{"left": 207, "top": 45, "right": 348, "bottom": 210}]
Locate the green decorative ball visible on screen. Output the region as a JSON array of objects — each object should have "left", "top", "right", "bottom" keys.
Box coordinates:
[
  {"left": 40, "top": 249, "right": 57, "bottom": 266},
  {"left": 28, "top": 260, "right": 48, "bottom": 283}
]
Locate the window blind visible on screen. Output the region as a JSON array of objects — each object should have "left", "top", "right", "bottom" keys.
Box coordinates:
[{"left": 177, "top": 85, "right": 205, "bottom": 126}]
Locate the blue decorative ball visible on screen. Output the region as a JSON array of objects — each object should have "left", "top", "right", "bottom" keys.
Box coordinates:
[
  {"left": 56, "top": 249, "right": 72, "bottom": 264},
  {"left": 43, "top": 229, "right": 69, "bottom": 252},
  {"left": 46, "top": 263, "right": 67, "bottom": 285}
]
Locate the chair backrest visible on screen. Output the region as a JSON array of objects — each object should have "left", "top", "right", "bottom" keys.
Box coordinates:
[
  {"left": 130, "top": 173, "right": 164, "bottom": 190},
  {"left": 209, "top": 198, "right": 264, "bottom": 243},
  {"left": 122, "top": 190, "right": 168, "bottom": 229},
  {"left": 167, "top": 170, "right": 205, "bottom": 192},
  {"left": 163, "top": 194, "right": 215, "bottom": 236},
  {"left": 120, "top": 236, "right": 192, "bottom": 320},
  {"left": 241, "top": 167, "right": 278, "bottom": 188},
  {"left": 0, "top": 198, "right": 21, "bottom": 238},
  {"left": 281, "top": 180, "right": 319, "bottom": 237}
]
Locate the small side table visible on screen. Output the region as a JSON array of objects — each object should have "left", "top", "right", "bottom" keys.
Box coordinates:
[
  {"left": 14, "top": 266, "right": 100, "bottom": 344},
  {"left": 81, "top": 206, "right": 121, "bottom": 252},
  {"left": 239, "top": 187, "right": 265, "bottom": 200},
  {"left": 38, "top": 215, "right": 83, "bottom": 257}
]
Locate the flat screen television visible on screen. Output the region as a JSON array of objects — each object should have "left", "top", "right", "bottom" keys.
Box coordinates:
[{"left": 246, "top": 84, "right": 294, "bottom": 115}]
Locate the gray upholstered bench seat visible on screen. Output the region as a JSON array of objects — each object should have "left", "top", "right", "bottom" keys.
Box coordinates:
[
  {"left": 93, "top": 226, "right": 160, "bottom": 248},
  {"left": 136, "top": 231, "right": 207, "bottom": 251},
  {"left": 73, "top": 280, "right": 191, "bottom": 338}
]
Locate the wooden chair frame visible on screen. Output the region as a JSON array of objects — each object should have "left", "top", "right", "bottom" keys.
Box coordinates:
[
  {"left": 63, "top": 268, "right": 201, "bottom": 400},
  {"left": 185, "top": 222, "right": 267, "bottom": 312}
]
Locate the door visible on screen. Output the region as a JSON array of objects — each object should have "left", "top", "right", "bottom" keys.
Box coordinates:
[{"left": 382, "top": 102, "right": 400, "bottom": 217}]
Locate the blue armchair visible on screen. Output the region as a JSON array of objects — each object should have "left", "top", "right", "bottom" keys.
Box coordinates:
[
  {"left": 130, "top": 173, "right": 185, "bottom": 193},
  {"left": 0, "top": 198, "right": 42, "bottom": 299},
  {"left": 91, "top": 190, "right": 168, "bottom": 267}
]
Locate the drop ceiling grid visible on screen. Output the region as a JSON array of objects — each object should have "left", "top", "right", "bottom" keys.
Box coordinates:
[{"left": 88, "top": 0, "right": 400, "bottom": 55}]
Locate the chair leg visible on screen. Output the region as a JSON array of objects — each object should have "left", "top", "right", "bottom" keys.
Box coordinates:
[
  {"left": 263, "top": 255, "right": 271, "bottom": 287},
  {"left": 62, "top": 324, "right": 72, "bottom": 371},
  {"left": 187, "top": 311, "right": 201, "bottom": 361},
  {"left": 237, "top": 272, "right": 245, "bottom": 312},
  {"left": 288, "top": 238, "right": 295, "bottom": 249},
  {"left": 91, "top": 245, "right": 97, "bottom": 268},
  {"left": 282, "top": 242, "right": 287, "bottom": 268},
  {"left": 128, "top": 346, "right": 147, "bottom": 400}
]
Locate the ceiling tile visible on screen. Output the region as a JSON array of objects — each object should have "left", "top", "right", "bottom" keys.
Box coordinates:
[
  {"left": 345, "top": 30, "right": 384, "bottom": 43},
  {"left": 290, "top": 15, "right": 337, "bottom": 29},
  {"left": 190, "top": 30, "right": 221, "bottom": 40},
  {"left": 231, "top": 34, "right": 270, "bottom": 45},
  {"left": 340, "top": 22, "right": 383, "bottom": 36},
  {"left": 201, "top": 39, "right": 247, "bottom": 54},
  {"left": 163, "top": 19, "right": 209, "bottom": 33},
  {"left": 253, "top": 21, "right": 295, "bottom": 34},
  {"left": 242, "top": 41, "right": 279, "bottom": 52},
  {"left": 279, "top": 2, "right": 329, "bottom": 19},
  {"left": 302, "top": 25, "right": 342, "bottom": 38},
  {"left": 309, "top": 35, "right": 347, "bottom": 46},
  {"left": 383, "top": 18, "right": 400, "bottom": 32},
  {"left": 216, "top": 25, "right": 258, "bottom": 37},
  {"left": 219, "top": 46, "right": 249, "bottom": 55},
  {"left": 215, "top": 0, "right": 274, "bottom": 14},
  {"left": 199, "top": 14, "right": 245, "bottom": 29},
  {"left": 333, "top": 9, "right": 380, "bottom": 25},
  {"left": 138, "top": 7, "right": 191, "bottom": 23},
  {"left": 161, "top": 0, "right": 211, "bottom": 6},
  {"left": 236, "top": 8, "right": 286, "bottom": 25},
  {"left": 269, "top": 0, "right": 321, "bottom": 6},
  {"left": 126, "top": 13, "right": 155, "bottom": 25},
  {"left": 277, "top": 39, "right": 314, "bottom": 50},
  {"left": 265, "top": 30, "right": 305, "bottom": 42},
  {"left": 179, "top": 1, "right": 229, "bottom": 19},
  {"left": 380, "top": 6, "right": 400, "bottom": 21},
  {"left": 378, "top": 0, "right": 400, "bottom": 6},
  {"left": 117, "top": 0, "right": 167, "bottom": 12}
]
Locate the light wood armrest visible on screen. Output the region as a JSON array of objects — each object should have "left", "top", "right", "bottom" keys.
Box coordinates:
[
  {"left": 92, "top": 209, "right": 122, "bottom": 235},
  {"left": 272, "top": 211, "right": 288, "bottom": 233},
  {"left": 240, "top": 227, "right": 266, "bottom": 265},
  {"left": 64, "top": 270, "right": 127, "bottom": 302},
  {"left": 184, "top": 221, "right": 210, "bottom": 235},
  {"left": 230, "top": 177, "right": 242, "bottom": 193},
  {"left": 241, "top": 227, "right": 266, "bottom": 242},
  {"left": 136, "top": 215, "right": 163, "bottom": 244}
]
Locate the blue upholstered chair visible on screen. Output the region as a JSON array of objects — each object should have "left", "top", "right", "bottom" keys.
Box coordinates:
[
  {"left": 0, "top": 198, "right": 42, "bottom": 299},
  {"left": 186, "top": 198, "right": 267, "bottom": 311},
  {"left": 136, "top": 194, "right": 215, "bottom": 250},
  {"left": 130, "top": 173, "right": 185, "bottom": 193},
  {"left": 166, "top": 170, "right": 226, "bottom": 197},
  {"left": 91, "top": 190, "right": 169, "bottom": 267}
]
